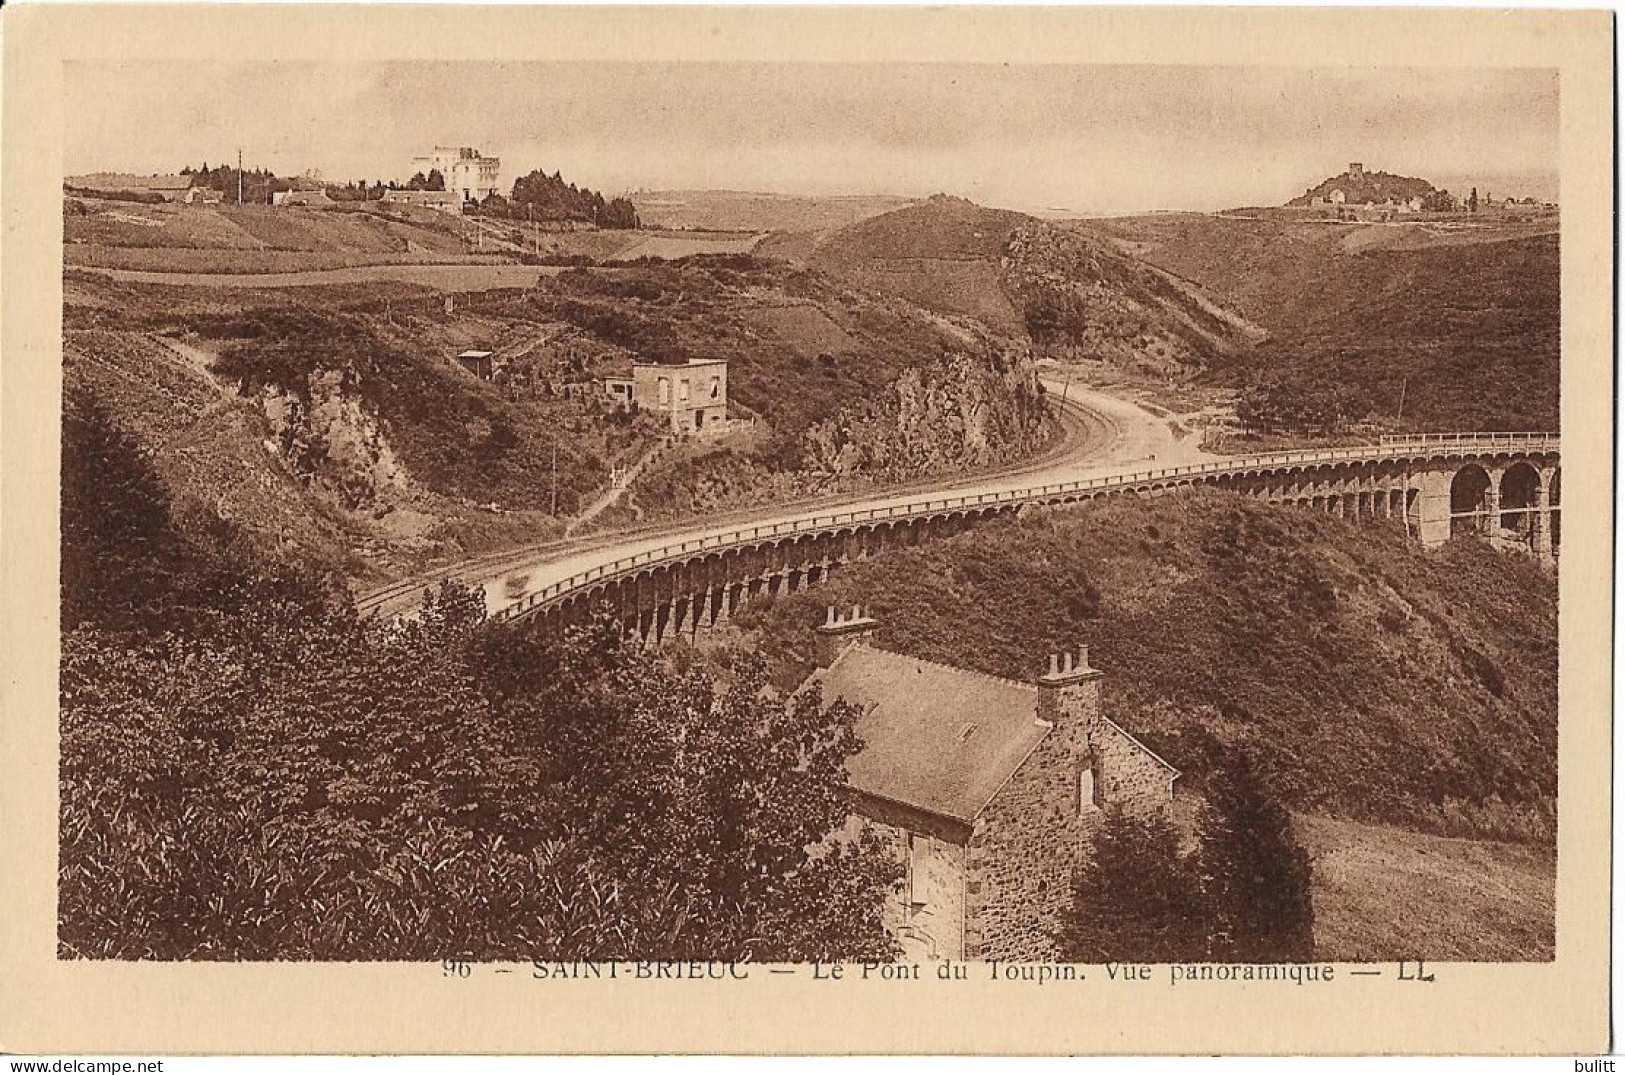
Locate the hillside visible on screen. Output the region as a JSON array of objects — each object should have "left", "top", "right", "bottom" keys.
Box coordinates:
[
  {"left": 738, "top": 492, "right": 1557, "bottom": 843},
  {"left": 525, "top": 257, "right": 1054, "bottom": 521},
  {"left": 66, "top": 197, "right": 475, "bottom": 260},
  {"left": 1087, "top": 213, "right": 1561, "bottom": 431},
  {"left": 64, "top": 251, "right": 1054, "bottom": 583},
  {"left": 800, "top": 195, "right": 1257, "bottom": 371},
  {"left": 63, "top": 275, "right": 648, "bottom": 583},
  {"left": 1287, "top": 166, "right": 1438, "bottom": 207}
]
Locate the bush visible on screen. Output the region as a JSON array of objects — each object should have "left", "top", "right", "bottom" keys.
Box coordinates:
[
  {"left": 59, "top": 460, "right": 903, "bottom": 961},
  {"left": 1199, "top": 752, "right": 1316, "bottom": 961},
  {"left": 1056, "top": 807, "right": 1208, "bottom": 962}
]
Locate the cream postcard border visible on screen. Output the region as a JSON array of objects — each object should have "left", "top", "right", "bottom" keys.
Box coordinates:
[{"left": 0, "top": 4, "right": 1612, "bottom": 1055}]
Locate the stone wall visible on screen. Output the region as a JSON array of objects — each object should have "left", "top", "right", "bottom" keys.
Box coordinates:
[
  {"left": 963, "top": 662, "right": 1175, "bottom": 961},
  {"left": 844, "top": 798, "right": 969, "bottom": 960}
]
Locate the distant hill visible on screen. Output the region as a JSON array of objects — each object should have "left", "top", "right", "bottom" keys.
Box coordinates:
[
  {"left": 804, "top": 194, "right": 1258, "bottom": 367},
  {"left": 1288, "top": 164, "right": 1438, "bottom": 207},
  {"left": 629, "top": 190, "right": 917, "bottom": 233},
  {"left": 1087, "top": 213, "right": 1561, "bottom": 430}
]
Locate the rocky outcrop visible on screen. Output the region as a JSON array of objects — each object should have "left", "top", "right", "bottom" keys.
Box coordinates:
[
  {"left": 1002, "top": 223, "right": 1255, "bottom": 372},
  {"left": 258, "top": 370, "right": 412, "bottom": 510},
  {"left": 630, "top": 345, "right": 1053, "bottom": 519},
  {"left": 799, "top": 347, "right": 1049, "bottom": 474}
]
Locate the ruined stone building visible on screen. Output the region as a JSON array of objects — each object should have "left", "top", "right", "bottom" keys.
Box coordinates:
[
  {"left": 801, "top": 607, "right": 1179, "bottom": 962},
  {"left": 604, "top": 359, "right": 729, "bottom": 435}
]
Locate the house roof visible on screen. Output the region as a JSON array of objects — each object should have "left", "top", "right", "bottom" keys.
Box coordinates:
[
  {"left": 631, "top": 359, "right": 727, "bottom": 371},
  {"left": 807, "top": 644, "right": 1050, "bottom": 824},
  {"left": 69, "top": 173, "right": 194, "bottom": 193},
  {"left": 384, "top": 189, "right": 459, "bottom": 202}
]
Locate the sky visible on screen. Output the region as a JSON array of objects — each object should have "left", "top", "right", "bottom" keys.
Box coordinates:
[{"left": 65, "top": 61, "right": 1560, "bottom": 214}]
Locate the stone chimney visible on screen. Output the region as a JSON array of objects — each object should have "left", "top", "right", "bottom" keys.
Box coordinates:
[
  {"left": 1035, "top": 644, "right": 1103, "bottom": 727},
  {"left": 815, "top": 604, "right": 880, "bottom": 667}
]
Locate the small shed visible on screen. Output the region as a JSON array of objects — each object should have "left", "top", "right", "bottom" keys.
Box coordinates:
[{"left": 455, "top": 350, "right": 495, "bottom": 381}]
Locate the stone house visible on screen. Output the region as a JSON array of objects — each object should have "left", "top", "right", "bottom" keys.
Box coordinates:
[
  {"left": 604, "top": 359, "right": 729, "bottom": 435},
  {"left": 272, "top": 188, "right": 336, "bottom": 208},
  {"left": 802, "top": 607, "right": 1179, "bottom": 962},
  {"left": 382, "top": 189, "right": 462, "bottom": 213}
]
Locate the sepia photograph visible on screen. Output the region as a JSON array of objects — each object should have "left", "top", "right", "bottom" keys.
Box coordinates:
[
  {"left": 56, "top": 55, "right": 1565, "bottom": 966},
  {"left": 2, "top": 2, "right": 1614, "bottom": 1058}
]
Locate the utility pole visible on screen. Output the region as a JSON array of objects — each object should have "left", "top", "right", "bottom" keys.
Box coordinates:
[
  {"left": 1395, "top": 376, "right": 1408, "bottom": 423},
  {"left": 237, "top": 147, "right": 244, "bottom": 206},
  {"left": 550, "top": 441, "right": 559, "bottom": 517}
]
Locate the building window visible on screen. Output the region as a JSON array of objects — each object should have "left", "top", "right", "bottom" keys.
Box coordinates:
[
  {"left": 1078, "top": 767, "right": 1099, "bottom": 815},
  {"left": 709, "top": 377, "right": 721, "bottom": 399},
  {"left": 678, "top": 379, "right": 691, "bottom": 403},
  {"left": 657, "top": 377, "right": 671, "bottom": 405},
  {"left": 906, "top": 833, "right": 933, "bottom": 911}
]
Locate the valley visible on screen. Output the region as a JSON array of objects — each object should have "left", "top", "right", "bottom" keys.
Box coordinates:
[{"left": 59, "top": 165, "right": 1563, "bottom": 967}]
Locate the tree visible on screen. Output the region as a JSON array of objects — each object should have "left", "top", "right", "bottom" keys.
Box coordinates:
[
  {"left": 425, "top": 168, "right": 445, "bottom": 192},
  {"left": 601, "top": 196, "right": 640, "bottom": 230},
  {"left": 1468, "top": 187, "right": 1480, "bottom": 214},
  {"left": 59, "top": 538, "right": 901, "bottom": 960},
  {"left": 1235, "top": 374, "right": 1343, "bottom": 435},
  {"left": 1422, "top": 188, "right": 1456, "bottom": 212},
  {"left": 60, "top": 388, "right": 182, "bottom": 629},
  {"left": 508, "top": 168, "right": 637, "bottom": 228},
  {"left": 485, "top": 614, "right": 901, "bottom": 961},
  {"left": 1197, "top": 752, "right": 1316, "bottom": 962},
  {"left": 1055, "top": 806, "right": 1209, "bottom": 963}
]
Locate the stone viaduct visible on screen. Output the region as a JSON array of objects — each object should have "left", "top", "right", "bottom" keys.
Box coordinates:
[{"left": 492, "top": 433, "right": 1559, "bottom": 641}]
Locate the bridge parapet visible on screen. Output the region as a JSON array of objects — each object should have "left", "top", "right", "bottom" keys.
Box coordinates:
[
  {"left": 1379, "top": 432, "right": 1559, "bottom": 447},
  {"left": 492, "top": 433, "right": 1560, "bottom": 625}
]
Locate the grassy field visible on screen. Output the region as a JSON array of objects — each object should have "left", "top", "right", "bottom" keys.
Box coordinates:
[
  {"left": 1300, "top": 813, "right": 1555, "bottom": 961},
  {"left": 65, "top": 198, "right": 471, "bottom": 254},
  {"left": 67, "top": 198, "right": 769, "bottom": 275},
  {"left": 75, "top": 260, "right": 562, "bottom": 290}
]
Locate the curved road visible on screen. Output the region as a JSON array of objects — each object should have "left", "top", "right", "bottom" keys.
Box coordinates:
[{"left": 359, "top": 381, "right": 1193, "bottom": 621}]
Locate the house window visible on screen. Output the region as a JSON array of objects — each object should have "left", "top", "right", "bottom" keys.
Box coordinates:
[
  {"left": 709, "top": 377, "right": 721, "bottom": 399},
  {"left": 906, "top": 833, "right": 934, "bottom": 911},
  {"left": 657, "top": 377, "right": 671, "bottom": 405},
  {"left": 1078, "top": 766, "right": 1099, "bottom": 815},
  {"left": 678, "top": 379, "right": 691, "bottom": 403}
]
